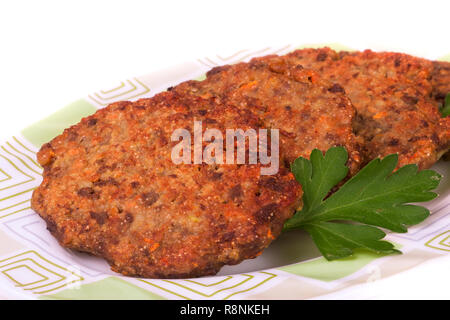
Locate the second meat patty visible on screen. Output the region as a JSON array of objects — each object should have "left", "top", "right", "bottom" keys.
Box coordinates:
[
  {"left": 173, "top": 56, "right": 362, "bottom": 175},
  {"left": 278, "top": 47, "right": 450, "bottom": 169}
]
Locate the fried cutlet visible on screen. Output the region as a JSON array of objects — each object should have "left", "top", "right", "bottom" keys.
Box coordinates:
[
  {"left": 31, "top": 92, "right": 302, "bottom": 278},
  {"left": 279, "top": 47, "right": 450, "bottom": 169},
  {"left": 431, "top": 60, "right": 450, "bottom": 105},
  {"left": 173, "top": 56, "right": 362, "bottom": 175},
  {"left": 431, "top": 60, "right": 450, "bottom": 160}
]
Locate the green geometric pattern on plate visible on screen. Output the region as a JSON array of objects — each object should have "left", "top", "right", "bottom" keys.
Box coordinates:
[
  {"left": 3, "top": 264, "right": 48, "bottom": 287},
  {"left": 279, "top": 249, "right": 390, "bottom": 282},
  {"left": 0, "top": 150, "right": 35, "bottom": 192},
  {"left": 0, "top": 169, "right": 11, "bottom": 183},
  {"left": 0, "top": 136, "right": 41, "bottom": 220},
  {"left": 87, "top": 78, "right": 150, "bottom": 106},
  {"left": 196, "top": 45, "right": 292, "bottom": 69},
  {"left": 42, "top": 277, "right": 165, "bottom": 300},
  {"left": 0, "top": 250, "right": 83, "bottom": 295},
  {"left": 137, "top": 271, "right": 277, "bottom": 300},
  {"left": 425, "top": 230, "right": 450, "bottom": 252},
  {"left": 21, "top": 99, "right": 97, "bottom": 148}
]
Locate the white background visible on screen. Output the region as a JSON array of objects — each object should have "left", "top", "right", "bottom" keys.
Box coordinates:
[{"left": 0, "top": 0, "right": 449, "bottom": 299}]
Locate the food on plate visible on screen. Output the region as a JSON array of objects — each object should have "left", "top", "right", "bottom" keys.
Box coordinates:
[
  {"left": 273, "top": 47, "right": 450, "bottom": 169},
  {"left": 30, "top": 46, "right": 449, "bottom": 279},
  {"left": 31, "top": 92, "right": 302, "bottom": 278},
  {"left": 172, "top": 56, "right": 362, "bottom": 175}
]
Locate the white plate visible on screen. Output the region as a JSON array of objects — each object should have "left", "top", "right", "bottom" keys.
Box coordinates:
[{"left": 0, "top": 43, "right": 448, "bottom": 300}]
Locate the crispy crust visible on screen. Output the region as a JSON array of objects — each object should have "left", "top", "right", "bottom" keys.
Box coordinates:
[
  {"left": 282, "top": 47, "right": 450, "bottom": 169},
  {"left": 432, "top": 60, "right": 450, "bottom": 105},
  {"left": 173, "top": 57, "right": 361, "bottom": 175},
  {"left": 31, "top": 92, "right": 301, "bottom": 278},
  {"left": 432, "top": 60, "right": 450, "bottom": 160}
]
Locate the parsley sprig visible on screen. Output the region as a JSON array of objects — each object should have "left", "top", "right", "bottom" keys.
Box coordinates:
[{"left": 284, "top": 147, "right": 442, "bottom": 260}]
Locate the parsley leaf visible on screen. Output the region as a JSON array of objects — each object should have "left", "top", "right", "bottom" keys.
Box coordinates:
[
  {"left": 440, "top": 93, "right": 450, "bottom": 117},
  {"left": 302, "top": 222, "right": 400, "bottom": 260},
  {"left": 284, "top": 147, "right": 442, "bottom": 260}
]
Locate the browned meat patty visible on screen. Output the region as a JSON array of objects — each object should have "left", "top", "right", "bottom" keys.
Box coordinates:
[
  {"left": 278, "top": 47, "right": 450, "bottom": 169},
  {"left": 31, "top": 92, "right": 302, "bottom": 278},
  {"left": 432, "top": 60, "right": 450, "bottom": 160},
  {"left": 173, "top": 56, "right": 361, "bottom": 175},
  {"left": 432, "top": 60, "right": 450, "bottom": 105}
]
